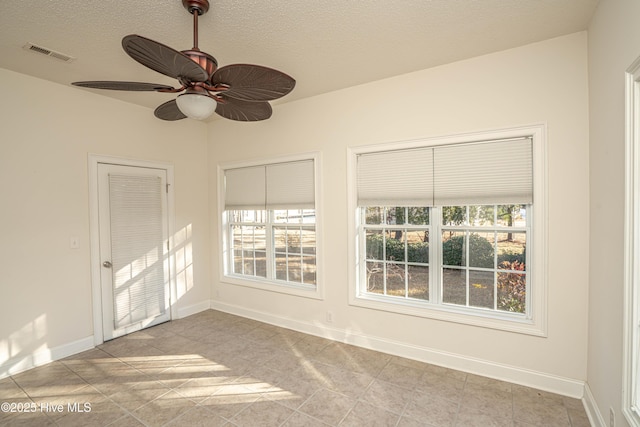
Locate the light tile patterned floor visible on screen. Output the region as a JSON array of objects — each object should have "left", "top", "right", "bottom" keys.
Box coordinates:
[{"left": 0, "top": 310, "right": 591, "bottom": 426}]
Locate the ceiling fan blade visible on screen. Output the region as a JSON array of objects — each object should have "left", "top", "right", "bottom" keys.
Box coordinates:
[
  {"left": 212, "top": 64, "right": 295, "bottom": 101},
  {"left": 215, "top": 95, "right": 272, "bottom": 121},
  {"left": 122, "top": 35, "right": 209, "bottom": 83},
  {"left": 72, "top": 81, "right": 176, "bottom": 91},
  {"left": 154, "top": 99, "right": 187, "bottom": 121}
]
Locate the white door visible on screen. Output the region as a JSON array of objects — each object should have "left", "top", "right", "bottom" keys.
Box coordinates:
[{"left": 97, "top": 163, "right": 170, "bottom": 340}]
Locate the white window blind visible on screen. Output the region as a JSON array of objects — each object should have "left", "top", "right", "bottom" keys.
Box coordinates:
[
  {"left": 109, "top": 174, "right": 165, "bottom": 329},
  {"left": 224, "top": 160, "right": 315, "bottom": 210},
  {"left": 356, "top": 137, "right": 532, "bottom": 207},
  {"left": 357, "top": 148, "right": 434, "bottom": 206},
  {"left": 266, "top": 160, "right": 315, "bottom": 209},
  {"left": 224, "top": 166, "right": 266, "bottom": 210},
  {"left": 433, "top": 137, "right": 533, "bottom": 206}
]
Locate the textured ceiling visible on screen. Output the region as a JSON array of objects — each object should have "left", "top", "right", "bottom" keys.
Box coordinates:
[{"left": 0, "top": 0, "right": 599, "bottom": 118}]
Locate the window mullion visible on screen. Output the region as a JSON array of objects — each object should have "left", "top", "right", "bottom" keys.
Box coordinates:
[
  {"left": 493, "top": 229, "right": 498, "bottom": 310},
  {"left": 432, "top": 206, "right": 442, "bottom": 305},
  {"left": 266, "top": 211, "right": 274, "bottom": 280}
]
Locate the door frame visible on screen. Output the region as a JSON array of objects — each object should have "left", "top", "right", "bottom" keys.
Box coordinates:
[{"left": 88, "top": 154, "right": 176, "bottom": 345}]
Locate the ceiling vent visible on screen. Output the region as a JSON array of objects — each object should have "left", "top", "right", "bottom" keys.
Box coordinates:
[{"left": 23, "top": 43, "right": 76, "bottom": 63}]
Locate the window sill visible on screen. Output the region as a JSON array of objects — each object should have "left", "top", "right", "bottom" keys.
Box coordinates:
[
  {"left": 222, "top": 274, "right": 323, "bottom": 300},
  {"left": 349, "top": 292, "right": 546, "bottom": 336}
]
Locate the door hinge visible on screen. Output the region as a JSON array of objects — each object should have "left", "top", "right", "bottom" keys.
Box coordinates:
[{"left": 166, "top": 183, "right": 170, "bottom": 193}]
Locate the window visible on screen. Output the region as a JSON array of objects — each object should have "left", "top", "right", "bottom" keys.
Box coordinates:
[
  {"left": 220, "top": 155, "right": 321, "bottom": 298},
  {"left": 348, "top": 126, "right": 546, "bottom": 335},
  {"left": 362, "top": 205, "right": 528, "bottom": 314},
  {"left": 228, "top": 209, "right": 316, "bottom": 286}
]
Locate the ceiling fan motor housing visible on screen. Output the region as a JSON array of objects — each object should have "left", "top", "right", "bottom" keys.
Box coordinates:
[{"left": 181, "top": 49, "right": 218, "bottom": 81}]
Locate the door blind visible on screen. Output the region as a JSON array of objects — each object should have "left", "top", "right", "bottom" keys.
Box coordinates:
[{"left": 109, "top": 174, "right": 166, "bottom": 329}]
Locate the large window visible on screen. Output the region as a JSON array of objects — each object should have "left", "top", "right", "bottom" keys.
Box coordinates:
[
  {"left": 349, "top": 126, "right": 546, "bottom": 335},
  {"left": 220, "top": 156, "right": 321, "bottom": 298}
]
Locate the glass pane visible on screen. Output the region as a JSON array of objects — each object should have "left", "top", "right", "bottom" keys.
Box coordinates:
[
  {"left": 386, "top": 263, "right": 406, "bottom": 297},
  {"left": 302, "top": 256, "right": 316, "bottom": 285},
  {"left": 469, "top": 205, "right": 494, "bottom": 226},
  {"left": 287, "top": 255, "right": 302, "bottom": 282},
  {"left": 232, "top": 225, "right": 242, "bottom": 250},
  {"left": 443, "top": 268, "right": 466, "bottom": 305},
  {"left": 442, "top": 231, "right": 465, "bottom": 266},
  {"left": 407, "top": 265, "right": 429, "bottom": 300},
  {"left": 385, "top": 230, "right": 405, "bottom": 262},
  {"left": 408, "top": 207, "right": 429, "bottom": 225},
  {"left": 233, "top": 249, "right": 243, "bottom": 274},
  {"left": 365, "top": 207, "right": 383, "bottom": 225},
  {"left": 469, "top": 270, "right": 494, "bottom": 309},
  {"left": 365, "top": 229, "right": 383, "bottom": 260},
  {"left": 497, "top": 272, "right": 526, "bottom": 313},
  {"left": 287, "top": 228, "right": 302, "bottom": 254},
  {"left": 442, "top": 206, "right": 466, "bottom": 226},
  {"left": 385, "top": 207, "right": 405, "bottom": 225},
  {"left": 302, "top": 209, "right": 316, "bottom": 224},
  {"left": 230, "top": 210, "right": 242, "bottom": 223},
  {"left": 497, "top": 232, "right": 526, "bottom": 270},
  {"left": 366, "top": 261, "right": 384, "bottom": 294},
  {"left": 255, "top": 251, "right": 267, "bottom": 278},
  {"left": 243, "top": 210, "right": 264, "bottom": 223},
  {"left": 275, "top": 254, "right": 287, "bottom": 281},
  {"left": 241, "top": 226, "right": 256, "bottom": 249},
  {"left": 273, "top": 210, "right": 290, "bottom": 223},
  {"left": 274, "top": 227, "right": 286, "bottom": 253},
  {"left": 496, "top": 205, "right": 525, "bottom": 227},
  {"left": 301, "top": 228, "right": 316, "bottom": 255},
  {"left": 406, "top": 230, "right": 428, "bottom": 263},
  {"left": 469, "top": 232, "right": 494, "bottom": 269},
  {"left": 242, "top": 250, "right": 255, "bottom": 275},
  {"left": 254, "top": 226, "right": 266, "bottom": 251}
]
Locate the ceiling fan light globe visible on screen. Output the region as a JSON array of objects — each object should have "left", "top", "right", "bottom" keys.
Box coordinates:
[{"left": 176, "top": 93, "right": 216, "bottom": 120}]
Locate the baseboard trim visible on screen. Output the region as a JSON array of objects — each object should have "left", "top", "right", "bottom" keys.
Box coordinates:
[
  {"left": 0, "top": 335, "right": 94, "bottom": 380},
  {"left": 582, "top": 383, "right": 606, "bottom": 427},
  {"left": 176, "top": 300, "right": 211, "bottom": 319},
  {"left": 210, "top": 300, "right": 586, "bottom": 398}
]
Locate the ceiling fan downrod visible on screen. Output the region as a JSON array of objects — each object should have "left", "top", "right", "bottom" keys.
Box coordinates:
[
  {"left": 183, "top": 0, "right": 210, "bottom": 50},
  {"left": 180, "top": 0, "right": 217, "bottom": 79}
]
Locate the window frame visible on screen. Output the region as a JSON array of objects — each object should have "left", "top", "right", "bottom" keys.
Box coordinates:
[
  {"left": 623, "top": 56, "right": 640, "bottom": 427},
  {"left": 347, "top": 125, "right": 547, "bottom": 336},
  {"left": 218, "top": 153, "right": 323, "bottom": 300}
]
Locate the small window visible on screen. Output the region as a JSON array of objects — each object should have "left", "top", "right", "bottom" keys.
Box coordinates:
[
  {"left": 228, "top": 209, "right": 317, "bottom": 286},
  {"left": 220, "top": 156, "right": 321, "bottom": 298}
]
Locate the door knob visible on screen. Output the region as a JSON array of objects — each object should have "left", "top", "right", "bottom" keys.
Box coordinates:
[{"left": 102, "top": 261, "right": 113, "bottom": 268}]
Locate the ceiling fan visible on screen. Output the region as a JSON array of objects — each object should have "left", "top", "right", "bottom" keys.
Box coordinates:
[{"left": 72, "top": 0, "right": 295, "bottom": 122}]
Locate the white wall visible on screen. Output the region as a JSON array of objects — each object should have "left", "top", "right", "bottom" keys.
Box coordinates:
[
  {"left": 208, "top": 32, "right": 590, "bottom": 393},
  {"left": 587, "top": 0, "right": 640, "bottom": 425},
  {"left": 0, "top": 69, "right": 211, "bottom": 376}
]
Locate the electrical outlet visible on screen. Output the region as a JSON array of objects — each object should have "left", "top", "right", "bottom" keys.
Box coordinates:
[
  {"left": 609, "top": 407, "right": 615, "bottom": 427},
  {"left": 326, "top": 311, "right": 333, "bottom": 323}
]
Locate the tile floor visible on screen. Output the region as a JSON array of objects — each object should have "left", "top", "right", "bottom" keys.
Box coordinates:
[{"left": 0, "top": 310, "right": 591, "bottom": 426}]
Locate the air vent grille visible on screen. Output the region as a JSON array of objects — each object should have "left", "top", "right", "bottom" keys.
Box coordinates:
[{"left": 23, "top": 43, "right": 76, "bottom": 63}]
